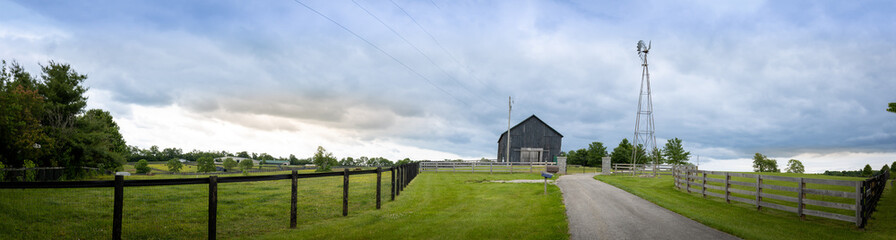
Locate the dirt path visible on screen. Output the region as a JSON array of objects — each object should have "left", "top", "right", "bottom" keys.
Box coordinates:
[{"left": 557, "top": 173, "right": 740, "bottom": 240}]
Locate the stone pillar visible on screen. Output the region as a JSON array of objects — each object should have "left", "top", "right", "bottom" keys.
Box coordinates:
[
  {"left": 557, "top": 157, "right": 567, "bottom": 174},
  {"left": 602, "top": 157, "right": 611, "bottom": 174}
]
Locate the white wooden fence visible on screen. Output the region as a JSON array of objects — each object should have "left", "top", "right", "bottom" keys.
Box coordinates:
[{"left": 671, "top": 165, "right": 888, "bottom": 227}]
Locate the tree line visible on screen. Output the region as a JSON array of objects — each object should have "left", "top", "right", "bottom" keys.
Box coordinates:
[
  {"left": 561, "top": 137, "right": 691, "bottom": 167},
  {"left": 0, "top": 60, "right": 127, "bottom": 179}
]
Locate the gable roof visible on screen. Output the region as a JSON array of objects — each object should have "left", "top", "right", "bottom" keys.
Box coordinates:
[{"left": 498, "top": 115, "right": 564, "bottom": 143}]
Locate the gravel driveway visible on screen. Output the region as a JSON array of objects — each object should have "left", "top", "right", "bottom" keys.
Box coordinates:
[{"left": 557, "top": 173, "right": 740, "bottom": 240}]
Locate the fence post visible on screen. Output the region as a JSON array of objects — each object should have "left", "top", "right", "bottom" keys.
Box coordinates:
[
  {"left": 290, "top": 170, "right": 298, "bottom": 228},
  {"left": 686, "top": 169, "right": 691, "bottom": 193},
  {"left": 490, "top": 163, "right": 493, "bottom": 174},
  {"left": 530, "top": 163, "right": 533, "bottom": 173},
  {"left": 390, "top": 167, "right": 395, "bottom": 201},
  {"left": 702, "top": 172, "right": 707, "bottom": 198},
  {"left": 452, "top": 163, "right": 455, "bottom": 173},
  {"left": 510, "top": 162, "right": 513, "bottom": 174},
  {"left": 756, "top": 174, "right": 762, "bottom": 211},
  {"left": 376, "top": 167, "right": 382, "bottom": 209},
  {"left": 724, "top": 172, "right": 730, "bottom": 204},
  {"left": 113, "top": 175, "right": 123, "bottom": 240},
  {"left": 208, "top": 176, "right": 217, "bottom": 240},
  {"left": 797, "top": 177, "right": 804, "bottom": 220},
  {"left": 396, "top": 166, "right": 402, "bottom": 196},
  {"left": 472, "top": 162, "right": 475, "bottom": 173},
  {"left": 343, "top": 168, "right": 349, "bottom": 216},
  {"left": 855, "top": 180, "right": 862, "bottom": 227}
]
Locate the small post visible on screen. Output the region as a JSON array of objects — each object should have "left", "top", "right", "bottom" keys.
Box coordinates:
[
  {"left": 472, "top": 162, "right": 475, "bottom": 173},
  {"left": 343, "top": 168, "right": 349, "bottom": 216},
  {"left": 290, "top": 170, "right": 298, "bottom": 228},
  {"left": 452, "top": 163, "right": 455, "bottom": 173},
  {"left": 376, "top": 167, "right": 382, "bottom": 209},
  {"left": 396, "top": 166, "right": 402, "bottom": 196},
  {"left": 510, "top": 162, "right": 513, "bottom": 174},
  {"left": 797, "top": 177, "right": 804, "bottom": 220},
  {"left": 544, "top": 177, "right": 548, "bottom": 195},
  {"left": 702, "top": 172, "right": 707, "bottom": 198},
  {"left": 490, "top": 162, "right": 493, "bottom": 174},
  {"left": 686, "top": 169, "right": 691, "bottom": 193},
  {"left": 855, "top": 181, "right": 862, "bottom": 227},
  {"left": 724, "top": 172, "right": 730, "bottom": 203},
  {"left": 530, "top": 163, "right": 533, "bottom": 173},
  {"left": 113, "top": 175, "right": 123, "bottom": 240},
  {"left": 209, "top": 176, "right": 217, "bottom": 240},
  {"left": 756, "top": 174, "right": 762, "bottom": 211},
  {"left": 390, "top": 167, "right": 395, "bottom": 201}
]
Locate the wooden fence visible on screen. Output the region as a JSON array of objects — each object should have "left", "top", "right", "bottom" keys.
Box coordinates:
[
  {"left": 612, "top": 164, "right": 674, "bottom": 176},
  {"left": 419, "top": 161, "right": 555, "bottom": 174},
  {"left": 0, "top": 162, "right": 420, "bottom": 240},
  {"left": 672, "top": 165, "right": 889, "bottom": 228}
]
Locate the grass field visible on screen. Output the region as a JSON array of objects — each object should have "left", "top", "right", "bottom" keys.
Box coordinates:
[
  {"left": 594, "top": 174, "right": 896, "bottom": 240},
  {"left": 2, "top": 172, "right": 567, "bottom": 239}
]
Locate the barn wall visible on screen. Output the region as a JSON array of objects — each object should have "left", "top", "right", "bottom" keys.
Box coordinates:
[{"left": 497, "top": 116, "right": 563, "bottom": 162}]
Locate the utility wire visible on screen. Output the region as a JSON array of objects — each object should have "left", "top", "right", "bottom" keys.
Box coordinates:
[
  {"left": 291, "top": 0, "right": 469, "bottom": 106},
  {"left": 390, "top": 0, "right": 505, "bottom": 100},
  {"left": 352, "top": 0, "right": 499, "bottom": 109}
]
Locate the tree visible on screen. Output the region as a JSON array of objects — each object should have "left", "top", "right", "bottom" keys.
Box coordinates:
[
  {"left": 585, "top": 142, "right": 608, "bottom": 167},
  {"left": 239, "top": 159, "right": 254, "bottom": 172},
  {"left": 785, "top": 159, "right": 805, "bottom": 173},
  {"left": 135, "top": 159, "right": 150, "bottom": 174},
  {"left": 395, "top": 158, "right": 412, "bottom": 166},
  {"left": 888, "top": 102, "right": 895, "bottom": 113},
  {"left": 197, "top": 156, "right": 215, "bottom": 173},
  {"left": 891, "top": 161, "right": 896, "bottom": 179},
  {"left": 610, "top": 139, "right": 634, "bottom": 164},
  {"left": 312, "top": 146, "right": 337, "bottom": 172},
  {"left": 662, "top": 138, "right": 690, "bottom": 165},
  {"left": 0, "top": 161, "right": 5, "bottom": 181},
  {"left": 23, "top": 160, "right": 37, "bottom": 181},
  {"left": 223, "top": 158, "right": 237, "bottom": 171},
  {"left": 237, "top": 151, "right": 250, "bottom": 158},
  {"left": 863, "top": 164, "right": 873, "bottom": 177},
  {"left": 752, "top": 153, "right": 780, "bottom": 173},
  {"left": 881, "top": 164, "right": 890, "bottom": 177},
  {"left": 167, "top": 158, "right": 183, "bottom": 173},
  {"left": 0, "top": 61, "right": 49, "bottom": 169}
]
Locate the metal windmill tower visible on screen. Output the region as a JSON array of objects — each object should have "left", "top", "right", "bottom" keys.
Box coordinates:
[{"left": 632, "top": 40, "right": 658, "bottom": 176}]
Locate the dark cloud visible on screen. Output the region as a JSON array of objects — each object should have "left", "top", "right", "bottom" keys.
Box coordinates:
[{"left": 2, "top": 0, "right": 894, "bottom": 160}]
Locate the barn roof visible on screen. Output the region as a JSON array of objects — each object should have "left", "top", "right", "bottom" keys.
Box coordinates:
[{"left": 498, "top": 115, "right": 564, "bottom": 143}]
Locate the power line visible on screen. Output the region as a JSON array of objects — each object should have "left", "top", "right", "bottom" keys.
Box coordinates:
[
  {"left": 352, "top": 0, "right": 499, "bottom": 109},
  {"left": 389, "top": 0, "right": 505, "bottom": 101},
  {"left": 291, "top": 0, "right": 469, "bottom": 106}
]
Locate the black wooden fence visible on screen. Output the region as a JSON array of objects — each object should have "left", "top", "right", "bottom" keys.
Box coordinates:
[{"left": 0, "top": 162, "right": 421, "bottom": 240}]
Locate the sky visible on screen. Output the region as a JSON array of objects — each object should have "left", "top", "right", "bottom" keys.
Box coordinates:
[{"left": 1, "top": 0, "right": 894, "bottom": 172}]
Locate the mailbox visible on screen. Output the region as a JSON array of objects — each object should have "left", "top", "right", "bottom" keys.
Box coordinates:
[
  {"left": 545, "top": 165, "right": 559, "bottom": 174},
  {"left": 541, "top": 172, "right": 553, "bottom": 178}
]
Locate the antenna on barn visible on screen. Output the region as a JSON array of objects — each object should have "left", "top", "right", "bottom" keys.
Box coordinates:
[
  {"left": 506, "top": 96, "right": 512, "bottom": 163},
  {"left": 632, "top": 40, "right": 658, "bottom": 177}
]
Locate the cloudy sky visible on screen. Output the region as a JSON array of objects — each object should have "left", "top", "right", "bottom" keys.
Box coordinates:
[{"left": 1, "top": 0, "right": 894, "bottom": 172}]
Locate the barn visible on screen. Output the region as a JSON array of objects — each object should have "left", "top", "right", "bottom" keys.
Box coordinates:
[{"left": 497, "top": 115, "right": 563, "bottom": 162}]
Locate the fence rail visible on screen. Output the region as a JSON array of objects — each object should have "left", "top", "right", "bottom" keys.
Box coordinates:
[
  {"left": 0, "top": 162, "right": 421, "bottom": 240},
  {"left": 419, "top": 161, "right": 555, "bottom": 174},
  {"left": 612, "top": 164, "right": 674, "bottom": 176},
  {"left": 672, "top": 165, "right": 889, "bottom": 228}
]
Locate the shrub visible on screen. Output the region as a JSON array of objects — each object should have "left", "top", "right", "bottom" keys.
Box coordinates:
[
  {"left": 167, "top": 158, "right": 183, "bottom": 173},
  {"left": 239, "top": 159, "right": 253, "bottom": 172},
  {"left": 197, "top": 157, "right": 215, "bottom": 173},
  {"left": 23, "top": 160, "right": 37, "bottom": 181},
  {"left": 135, "top": 159, "right": 150, "bottom": 174},
  {"left": 223, "top": 158, "right": 237, "bottom": 171},
  {"left": 0, "top": 162, "right": 6, "bottom": 181}
]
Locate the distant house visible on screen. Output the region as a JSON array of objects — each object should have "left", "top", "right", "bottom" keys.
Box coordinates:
[
  {"left": 497, "top": 115, "right": 563, "bottom": 162},
  {"left": 262, "top": 160, "right": 290, "bottom": 166},
  {"left": 177, "top": 159, "right": 189, "bottom": 163},
  {"left": 214, "top": 156, "right": 259, "bottom": 165}
]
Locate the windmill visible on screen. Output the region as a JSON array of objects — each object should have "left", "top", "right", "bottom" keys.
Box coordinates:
[{"left": 632, "top": 40, "right": 658, "bottom": 176}]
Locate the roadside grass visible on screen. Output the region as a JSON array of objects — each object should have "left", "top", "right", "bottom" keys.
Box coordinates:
[
  {"left": 253, "top": 172, "right": 568, "bottom": 240},
  {"left": 1, "top": 172, "right": 390, "bottom": 239},
  {"left": 594, "top": 174, "right": 895, "bottom": 240}
]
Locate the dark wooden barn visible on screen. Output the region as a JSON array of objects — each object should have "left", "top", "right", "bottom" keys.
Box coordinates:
[{"left": 497, "top": 115, "right": 563, "bottom": 162}]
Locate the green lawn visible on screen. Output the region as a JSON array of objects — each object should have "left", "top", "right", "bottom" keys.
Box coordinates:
[
  {"left": 2, "top": 172, "right": 567, "bottom": 239},
  {"left": 253, "top": 172, "right": 567, "bottom": 239},
  {"left": 594, "top": 174, "right": 896, "bottom": 240}
]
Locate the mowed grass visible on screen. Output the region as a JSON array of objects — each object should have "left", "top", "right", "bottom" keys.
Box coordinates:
[
  {"left": 2, "top": 172, "right": 567, "bottom": 239},
  {"left": 594, "top": 174, "right": 896, "bottom": 240},
  {"left": 253, "top": 172, "right": 567, "bottom": 240},
  {"left": 1, "top": 172, "right": 390, "bottom": 239}
]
